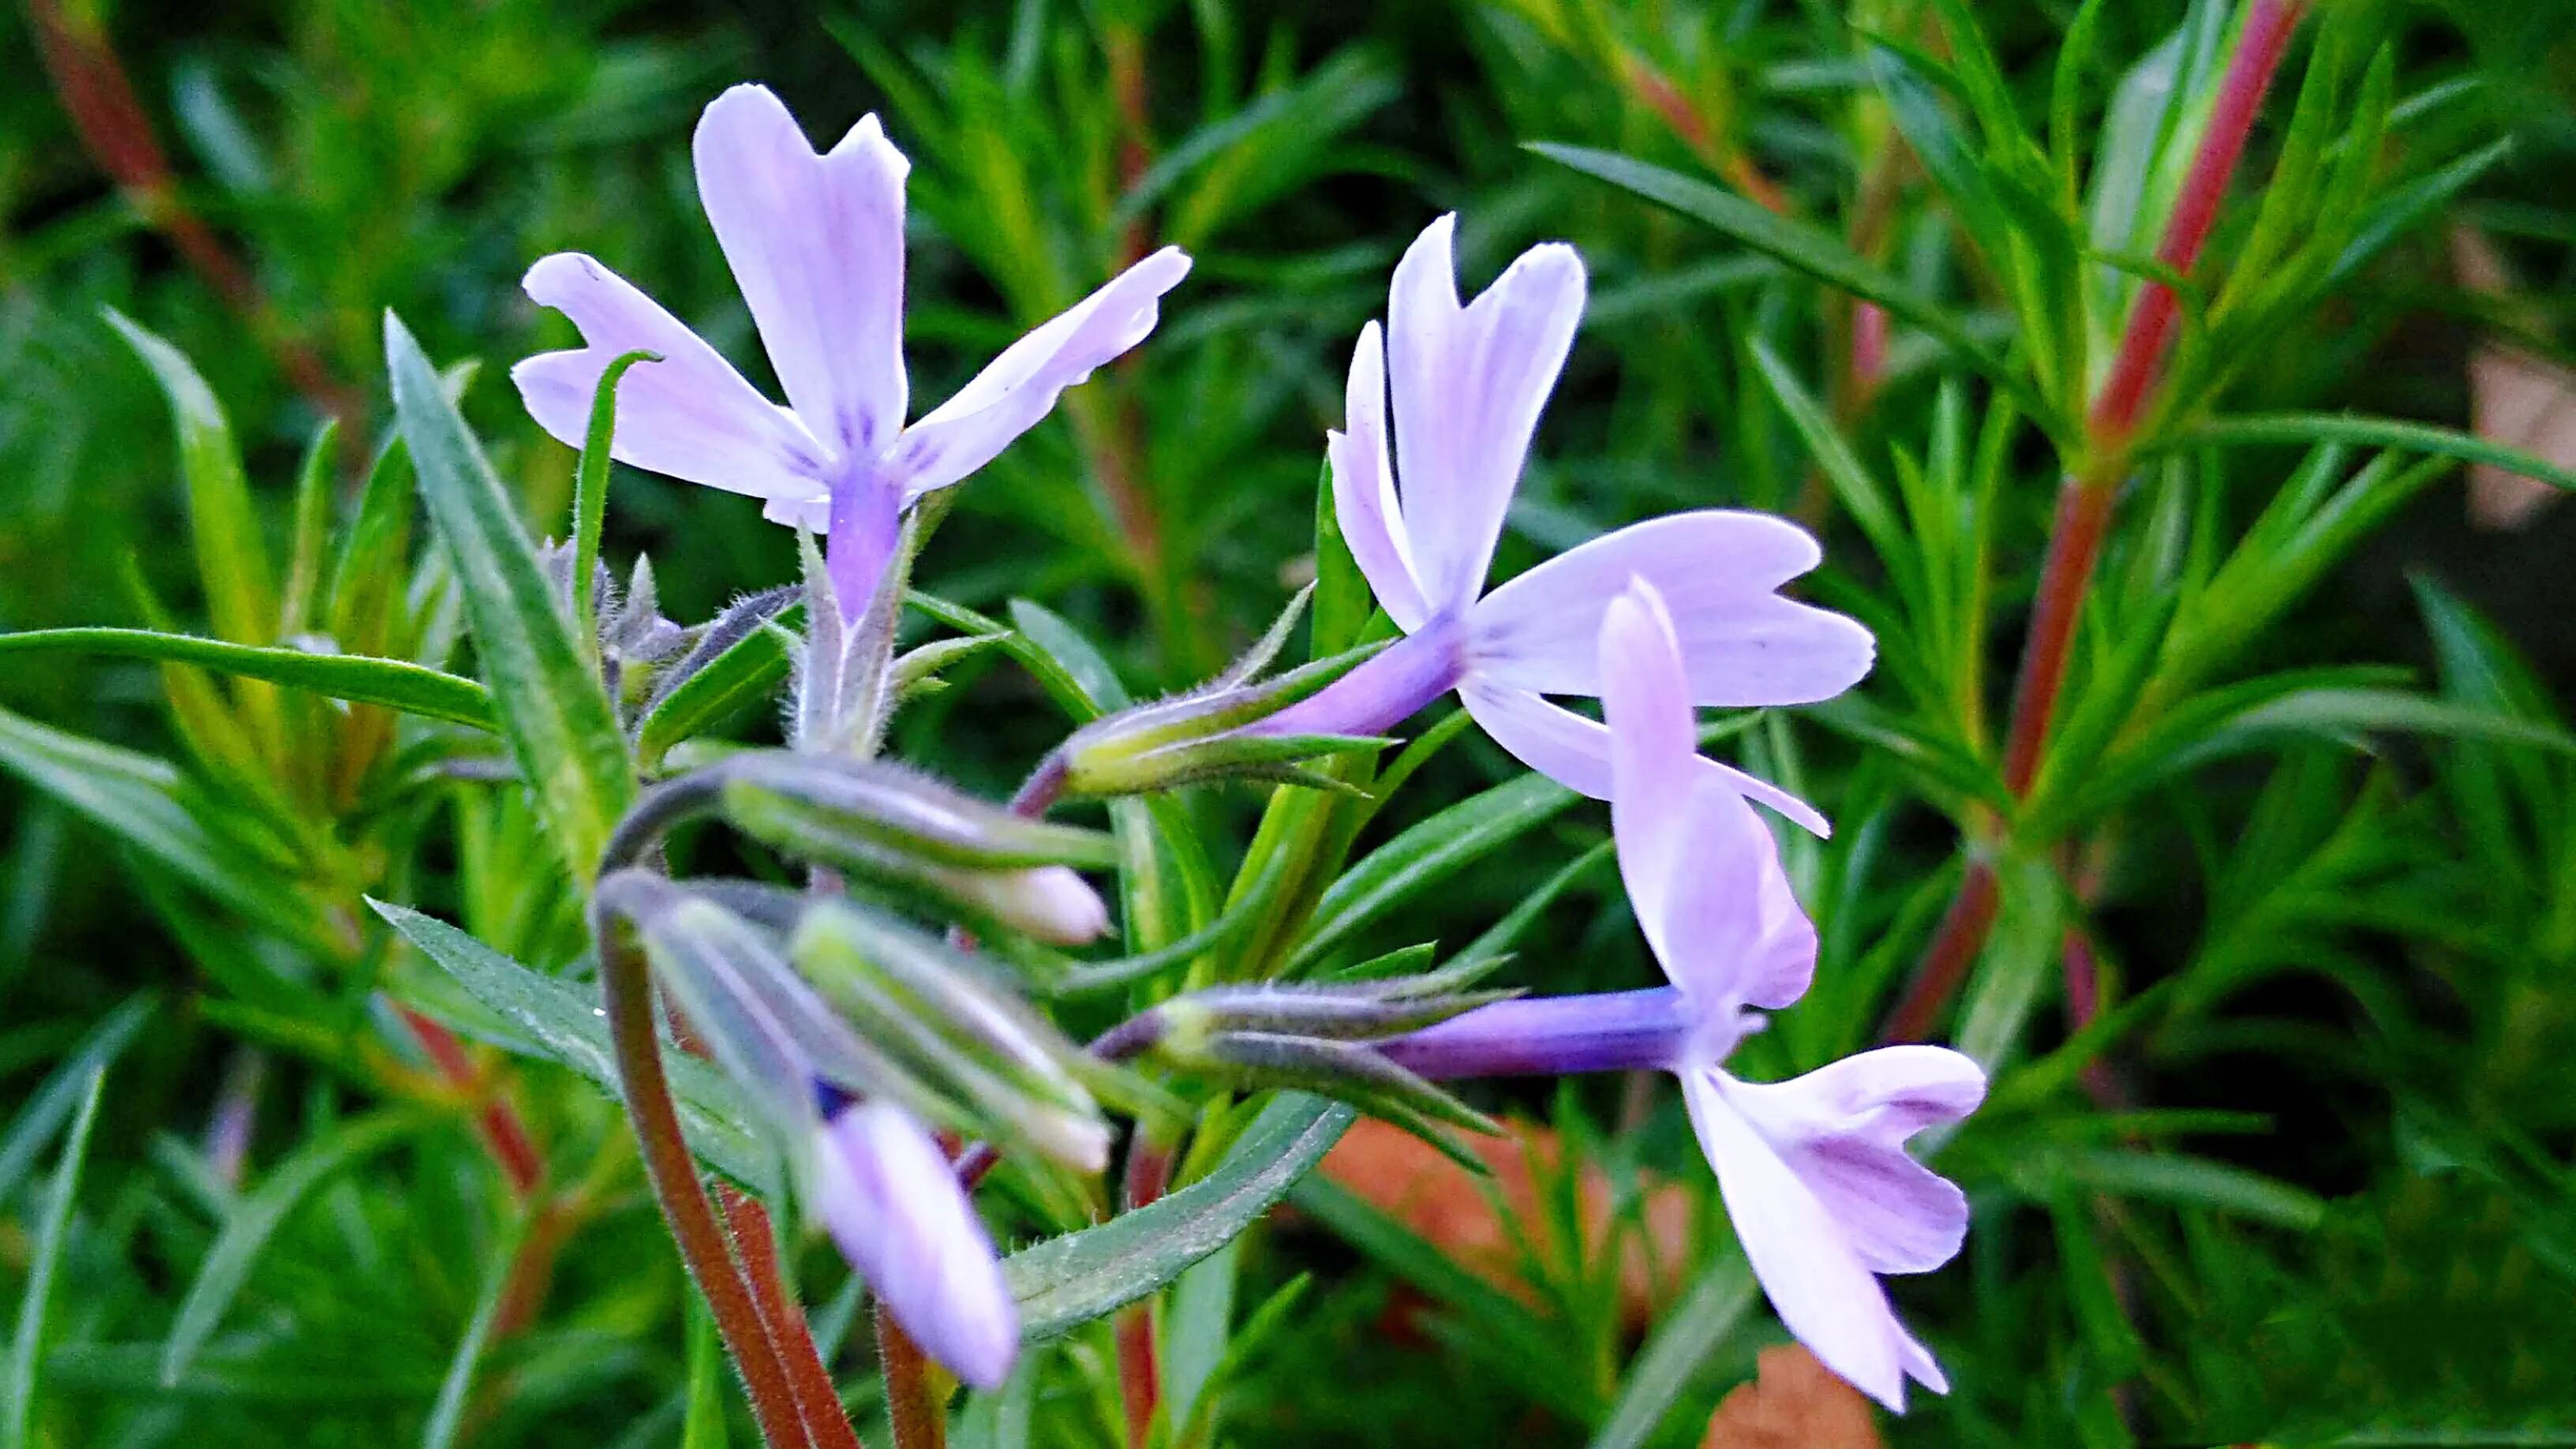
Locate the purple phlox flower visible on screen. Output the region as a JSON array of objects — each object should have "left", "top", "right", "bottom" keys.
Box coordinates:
[
  {"left": 1602, "top": 576, "right": 1983, "bottom": 1411},
  {"left": 1256, "top": 214, "right": 1874, "bottom": 834},
  {"left": 514, "top": 83, "right": 1192, "bottom": 614},
  {"left": 810, "top": 1093, "right": 1018, "bottom": 1391}
]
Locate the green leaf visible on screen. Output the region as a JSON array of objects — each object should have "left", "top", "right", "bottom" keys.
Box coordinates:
[
  {"left": 2160, "top": 412, "right": 2576, "bottom": 495},
  {"left": 386, "top": 313, "right": 634, "bottom": 881},
  {"left": 371, "top": 900, "right": 770, "bottom": 1187},
  {"left": 0, "top": 629, "right": 495, "bottom": 728},
  {"left": 106, "top": 311, "right": 277, "bottom": 648},
  {"left": 570, "top": 350, "right": 661, "bottom": 653},
  {"left": 1587, "top": 1258, "right": 1759, "bottom": 1449},
  {"left": 1533, "top": 142, "right": 2049, "bottom": 427},
  {"left": 0, "top": 706, "right": 323, "bottom": 945},
  {"left": 421, "top": 1208, "right": 530, "bottom": 1449},
  {"left": 0, "top": 995, "right": 152, "bottom": 1210},
  {"left": 635, "top": 593, "right": 803, "bottom": 769},
  {"left": 280, "top": 421, "right": 339, "bottom": 637},
  {"left": 1005, "top": 1093, "right": 1351, "bottom": 1342},
  {"left": 1007, "top": 598, "right": 1135, "bottom": 713},
  {"left": 161, "top": 1108, "right": 425, "bottom": 1385},
  {"left": 2, "top": 1066, "right": 103, "bottom": 1449},
  {"left": 1286, "top": 772, "right": 1579, "bottom": 974},
  {"left": 2048, "top": 1149, "right": 2327, "bottom": 1229}
]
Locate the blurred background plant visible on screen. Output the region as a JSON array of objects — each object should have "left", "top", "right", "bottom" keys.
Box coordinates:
[{"left": 7, "top": 0, "right": 2576, "bottom": 1444}]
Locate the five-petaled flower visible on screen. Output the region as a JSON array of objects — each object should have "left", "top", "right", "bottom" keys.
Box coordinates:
[
  {"left": 1377, "top": 578, "right": 1983, "bottom": 1410},
  {"left": 514, "top": 83, "right": 1191, "bottom": 616},
  {"left": 1254, "top": 214, "right": 1874, "bottom": 833}
]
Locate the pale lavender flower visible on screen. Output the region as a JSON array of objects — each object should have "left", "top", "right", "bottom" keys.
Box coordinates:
[
  {"left": 514, "top": 84, "right": 1191, "bottom": 615},
  {"left": 810, "top": 1094, "right": 1019, "bottom": 1391},
  {"left": 1256, "top": 215, "right": 1874, "bottom": 833},
  {"left": 1378, "top": 578, "right": 1983, "bottom": 1410}
]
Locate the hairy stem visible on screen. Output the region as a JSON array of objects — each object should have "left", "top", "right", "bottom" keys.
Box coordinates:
[
  {"left": 595, "top": 907, "right": 811, "bottom": 1448},
  {"left": 721, "top": 1184, "right": 867, "bottom": 1449},
  {"left": 876, "top": 1308, "right": 949, "bottom": 1449}
]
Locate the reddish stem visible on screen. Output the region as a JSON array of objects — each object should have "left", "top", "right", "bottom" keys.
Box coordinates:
[
  {"left": 1881, "top": 859, "right": 2000, "bottom": 1043},
  {"left": 723, "top": 1184, "right": 868, "bottom": 1449},
  {"left": 24, "top": 0, "right": 361, "bottom": 432},
  {"left": 1114, "top": 1140, "right": 1174, "bottom": 1448},
  {"left": 1882, "top": 0, "right": 2305, "bottom": 1043},
  {"left": 401, "top": 1005, "right": 545, "bottom": 1200},
  {"left": 1998, "top": 475, "right": 2119, "bottom": 797},
  {"left": 876, "top": 1309, "right": 949, "bottom": 1449},
  {"left": 2089, "top": 0, "right": 2306, "bottom": 445}
]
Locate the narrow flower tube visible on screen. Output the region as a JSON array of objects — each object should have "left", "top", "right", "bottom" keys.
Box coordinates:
[{"left": 1245, "top": 215, "right": 1875, "bottom": 835}]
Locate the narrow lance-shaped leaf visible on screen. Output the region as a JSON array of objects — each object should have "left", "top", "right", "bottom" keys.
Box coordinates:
[
  {"left": 1004, "top": 1093, "right": 1352, "bottom": 1341},
  {"left": 0, "top": 629, "right": 496, "bottom": 729},
  {"left": 570, "top": 350, "right": 661, "bottom": 659},
  {"left": 384, "top": 313, "right": 634, "bottom": 880},
  {"left": 105, "top": 310, "right": 277, "bottom": 648}
]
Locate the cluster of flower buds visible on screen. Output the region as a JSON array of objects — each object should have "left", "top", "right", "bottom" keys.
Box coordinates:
[
  {"left": 594, "top": 871, "right": 1147, "bottom": 1388},
  {"left": 1049, "top": 587, "right": 1397, "bottom": 799},
  {"left": 1112, "top": 972, "right": 1514, "bottom": 1163},
  {"left": 712, "top": 751, "right": 1115, "bottom": 945},
  {"left": 541, "top": 540, "right": 798, "bottom": 725}
]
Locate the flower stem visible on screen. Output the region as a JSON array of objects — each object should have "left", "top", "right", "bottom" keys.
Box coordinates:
[
  {"left": 595, "top": 910, "right": 813, "bottom": 1449},
  {"left": 1882, "top": 0, "right": 2305, "bottom": 1043},
  {"left": 1114, "top": 1136, "right": 1175, "bottom": 1449},
  {"left": 876, "top": 1307, "right": 949, "bottom": 1449},
  {"left": 721, "top": 1182, "right": 867, "bottom": 1449}
]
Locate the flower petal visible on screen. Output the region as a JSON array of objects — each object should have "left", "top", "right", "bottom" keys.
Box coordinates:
[
  {"left": 1458, "top": 680, "right": 1829, "bottom": 837},
  {"left": 1683, "top": 1072, "right": 1942, "bottom": 1413},
  {"left": 891, "top": 247, "right": 1193, "bottom": 498},
  {"left": 811, "top": 1103, "right": 1018, "bottom": 1391},
  {"left": 1328, "top": 322, "right": 1430, "bottom": 632},
  {"left": 1718, "top": 1046, "right": 1984, "bottom": 1271},
  {"left": 1386, "top": 216, "right": 1586, "bottom": 614},
  {"left": 694, "top": 85, "right": 909, "bottom": 462},
  {"left": 1470, "top": 511, "right": 1875, "bottom": 706},
  {"left": 514, "top": 253, "right": 829, "bottom": 504},
  {"left": 1601, "top": 582, "right": 1815, "bottom": 1009}
]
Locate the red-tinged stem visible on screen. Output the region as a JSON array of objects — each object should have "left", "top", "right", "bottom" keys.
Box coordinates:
[
  {"left": 1114, "top": 1138, "right": 1174, "bottom": 1448},
  {"left": 595, "top": 914, "right": 812, "bottom": 1449},
  {"left": 1998, "top": 474, "right": 2120, "bottom": 796},
  {"left": 1881, "top": 859, "right": 2000, "bottom": 1043},
  {"left": 24, "top": 0, "right": 361, "bottom": 432},
  {"left": 877, "top": 1309, "right": 948, "bottom": 1449},
  {"left": 2089, "top": 0, "right": 2307, "bottom": 444},
  {"left": 722, "top": 1183, "right": 868, "bottom": 1449},
  {"left": 1883, "top": 0, "right": 2305, "bottom": 1043},
  {"left": 400, "top": 1005, "right": 545, "bottom": 1200}
]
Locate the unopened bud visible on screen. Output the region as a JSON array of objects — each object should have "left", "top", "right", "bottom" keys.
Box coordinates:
[
  {"left": 793, "top": 900, "right": 1114, "bottom": 1171},
  {"left": 1055, "top": 589, "right": 1395, "bottom": 798},
  {"left": 599, "top": 871, "right": 945, "bottom": 1135},
  {"left": 717, "top": 751, "right": 1115, "bottom": 943},
  {"left": 1135, "top": 977, "right": 1511, "bottom": 1168}
]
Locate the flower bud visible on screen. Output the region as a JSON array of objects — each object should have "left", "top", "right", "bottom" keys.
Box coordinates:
[
  {"left": 717, "top": 751, "right": 1116, "bottom": 942},
  {"left": 792, "top": 900, "right": 1115, "bottom": 1171},
  {"left": 1054, "top": 589, "right": 1397, "bottom": 798},
  {"left": 1136, "top": 978, "right": 1511, "bottom": 1167},
  {"left": 598, "top": 871, "right": 950, "bottom": 1134}
]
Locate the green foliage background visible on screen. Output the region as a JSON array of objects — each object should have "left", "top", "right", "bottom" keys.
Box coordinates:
[{"left": 7, "top": 0, "right": 2576, "bottom": 1444}]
